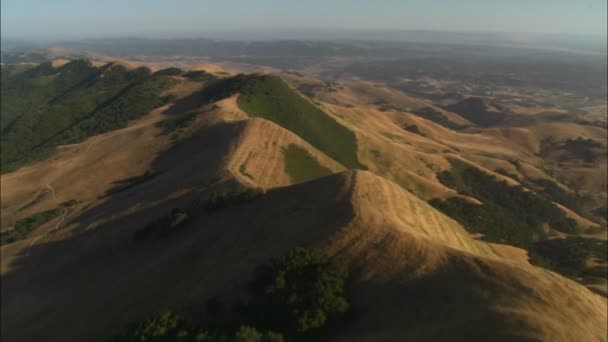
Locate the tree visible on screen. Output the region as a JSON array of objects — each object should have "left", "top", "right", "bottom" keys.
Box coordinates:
[
  {"left": 250, "top": 247, "right": 349, "bottom": 333},
  {"left": 234, "top": 326, "right": 283, "bottom": 342},
  {"left": 111, "top": 311, "right": 208, "bottom": 342}
]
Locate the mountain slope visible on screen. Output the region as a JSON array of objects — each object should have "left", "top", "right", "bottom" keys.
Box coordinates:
[
  {"left": 0, "top": 60, "right": 178, "bottom": 172},
  {"left": 1, "top": 60, "right": 606, "bottom": 342},
  {"left": 1, "top": 170, "right": 605, "bottom": 342}
]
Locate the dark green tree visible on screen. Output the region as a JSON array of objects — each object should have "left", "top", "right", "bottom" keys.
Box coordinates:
[{"left": 250, "top": 247, "right": 349, "bottom": 333}]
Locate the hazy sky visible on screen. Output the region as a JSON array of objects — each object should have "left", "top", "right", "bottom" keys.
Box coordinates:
[{"left": 2, "top": 0, "right": 607, "bottom": 39}]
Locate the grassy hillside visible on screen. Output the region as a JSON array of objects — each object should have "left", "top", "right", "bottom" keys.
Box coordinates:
[
  {"left": 283, "top": 144, "right": 333, "bottom": 183},
  {"left": 237, "top": 75, "right": 364, "bottom": 169},
  {"left": 0, "top": 60, "right": 177, "bottom": 173},
  {"left": 196, "top": 74, "right": 364, "bottom": 169},
  {"left": 428, "top": 158, "right": 607, "bottom": 281},
  {"left": 444, "top": 97, "right": 505, "bottom": 127},
  {"left": 2, "top": 171, "right": 606, "bottom": 342}
]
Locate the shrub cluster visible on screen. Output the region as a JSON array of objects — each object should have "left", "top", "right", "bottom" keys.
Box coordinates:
[
  {"left": 134, "top": 208, "right": 191, "bottom": 241},
  {"left": 112, "top": 247, "right": 350, "bottom": 341},
  {"left": 206, "top": 189, "right": 264, "bottom": 212}
]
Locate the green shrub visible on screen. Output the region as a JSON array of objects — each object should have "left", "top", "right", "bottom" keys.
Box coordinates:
[
  {"left": 248, "top": 247, "right": 349, "bottom": 334},
  {"left": 184, "top": 71, "right": 216, "bottom": 82},
  {"left": 433, "top": 158, "right": 580, "bottom": 236},
  {"left": 234, "top": 326, "right": 283, "bottom": 342},
  {"left": 530, "top": 237, "right": 607, "bottom": 278},
  {"left": 155, "top": 67, "right": 184, "bottom": 76},
  {"left": 526, "top": 178, "right": 584, "bottom": 213},
  {"left": 134, "top": 208, "right": 191, "bottom": 241},
  {"left": 110, "top": 248, "right": 347, "bottom": 341},
  {"left": 206, "top": 189, "right": 263, "bottom": 212},
  {"left": 111, "top": 311, "right": 207, "bottom": 342},
  {"left": 0, "top": 200, "right": 78, "bottom": 245},
  {"left": 429, "top": 158, "right": 603, "bottom": 281},
  {"left": 159, "top": 111, "right": 201, "bottom": 133}
]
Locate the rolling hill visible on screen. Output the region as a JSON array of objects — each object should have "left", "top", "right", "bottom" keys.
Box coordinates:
[{"left": 1, "top": 59, "right": 606, "bottom": 342}]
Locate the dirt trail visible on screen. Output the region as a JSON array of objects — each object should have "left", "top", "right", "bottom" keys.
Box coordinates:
[{"left": 25, "top": 183, "right": 69, "bottom": 255}]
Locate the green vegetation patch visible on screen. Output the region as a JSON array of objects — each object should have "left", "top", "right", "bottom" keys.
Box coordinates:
[
  {"left": 239, "top": 164, "right": 255, "bottom": 180},
  {"left": 429, "top": 158, "right": 600, "bottom": 280},
  {"left": 0, "top": 201, "right": 77, "bottom": 245},
  {"left": 283, "top": 144, "right": 332, "bottom": 183},
  {"left": 246, "top": 247, "right": 349, "bottom": 334},
  {"left": 163, "top": 74, "right": 363, "bottom": 169},
  {"left": 527, "top": 178, "right": 584, "bottom": 213},
  {"left": 112, "top": 247, "right": 349, "bottom": 341},
  {"left": 530, "top": 237, "right": 607, "bottom": 279},
  {"left": 432, "top": 158, "right": 578, "bottom": 235},
  {"left": 232, "top": 74, "right": 363, "bottom": 169},
  {"left": 1, "top": 60, "right": 178, "bottom": 173},
  {"left": 158, "top": 110, "right": 201, "bottom": 133},
  {"left": 206, "top": 188, "right": 264, "bottom": 212},
  {"left": 133, "top": 208, "right": 191, "bottom": 241}
]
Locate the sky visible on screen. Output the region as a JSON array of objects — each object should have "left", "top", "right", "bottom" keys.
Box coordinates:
[{"left": 1, "top": 0, "right": 607, "bottom": 40}]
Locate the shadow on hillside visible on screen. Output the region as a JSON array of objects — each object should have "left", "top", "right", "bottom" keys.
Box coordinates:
[
  {"left": 0, "top": 119, "right": 243, "bottom": 340},
  {"left": 1, "top": 125, "right": 356, "bottom": 341}
]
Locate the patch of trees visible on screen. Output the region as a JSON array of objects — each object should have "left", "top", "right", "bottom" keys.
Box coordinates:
[
  {"left": 432, "top": 158, "right": 579, "bottom": 236},
  {"left": 1, "top": 60, "right": 177, "bottom": 173},
  {"left": 592, "top": 207, "right": 607, "bottom": 221},
  {"left": 403, "top": 125, "right": 425, "bottom": 136},
  {"left": 0, "top": 200, "right": 78, "bottom": 245},
  {"left": 562, "top": 137, "right": 603, "bottom": 163},
  {"left": 206, "top": 188, "right": 264, "bottom": 212},
  {"left": 158, "top": 105, "right": 219, "bottom": 134},
  {"left": 494, "top": 168, "right": 520, "bottom": 181},
  {"left": 429, "top": 159, "right": 607, "bottom": 281},
  {"left": 530, "top": 237, "right": 607, "bottom": 279},
  {"left": 134, "top": 208, "right": 191, "bottom": 241},
  {"left": 183, "top": 71, "right": 216, "bottom": 82},
  {"left": 527, "top": 178, "right": 584, "bottom": 213},
  {"left": 111, "top": 247, "right": 351, "bottom": 341},
  {"left": 444, "top": 97, "right": 505, "bottom": 127},
  {"left": 111, "top": 311, "right": 282, "bottom": 342},
  {"left": 154, "top": 67, "right": 184, "bottom": 76}
]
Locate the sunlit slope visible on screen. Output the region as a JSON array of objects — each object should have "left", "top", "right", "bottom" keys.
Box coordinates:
[
  {"left": 224, "top": 117, "right": 344, "bottom": 188},
  {"left": 196, "top": 74, "right": 365, "bottom": 169}
]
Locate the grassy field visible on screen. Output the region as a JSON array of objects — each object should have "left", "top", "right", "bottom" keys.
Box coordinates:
[{"left": 283, "top": 144, "right": 333, "bottom": 183}]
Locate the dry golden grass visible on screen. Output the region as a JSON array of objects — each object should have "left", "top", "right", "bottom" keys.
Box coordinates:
[
  {"left": 224, "top": 118, "right": 344, "bottom": 188},
  {"left": 554, "top": 202, "right": 600, "bottom": 230},
  {"left": 0, "top": 105, "right": 172, "bottom": 229},
  {"left": 1, "top": 69, "right": 606, "bottom": 342},
  {"left": 191, "top": 63, "right": 233, "bottom": 75},
  {"left": 49, "top": 59, "right": 70, "bottom": 68}
]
